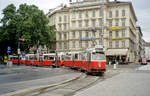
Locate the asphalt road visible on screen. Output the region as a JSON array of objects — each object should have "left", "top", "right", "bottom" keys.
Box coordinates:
[{"left": 0, "top": 64, "right": 80, "bottom": 95}]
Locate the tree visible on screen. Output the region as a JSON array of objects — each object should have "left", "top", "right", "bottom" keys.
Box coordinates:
[{"left": 0, "top": 4, "right": 56, "bottom": 56}]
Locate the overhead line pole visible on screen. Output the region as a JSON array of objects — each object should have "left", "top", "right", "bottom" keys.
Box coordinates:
[{"left": 101, "top": 0, "right": 105, "bottom": 48}]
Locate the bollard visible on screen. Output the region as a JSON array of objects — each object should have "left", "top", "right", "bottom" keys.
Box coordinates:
[
  {"left": 109, "top": 61, "right": 111, "bottom": 66},
  {"left": 116, "top": 61, "right": 119, "bottom": 65},
  {"left": 113, "top": 64, "right": 117, "bottom": 69}
]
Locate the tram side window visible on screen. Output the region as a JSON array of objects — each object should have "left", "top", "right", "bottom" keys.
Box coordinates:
[
  {"left": 44, "top": 56, "right": 48, "bottom": 60},
  {"left": 64, "top": 56, "right": 71, "bottom": 61},
  {"left": 49, "top": 56, "right": 54, "bottom": 60},
  {"left": 25, "top": 56, "right": 28, "bottom": 61},
  {"left": 34, "top": 56, "right": 37, "bottom": 60},
  {"left": 92, "top": 53, "right": 106, "bottom": 61},
  {"left": 81, "top": 54, "right": 86, "bottom": 61},
  {"left": 14, "top": 57, "right": 18, "bottom": 60},
  {"left": 29, "top": 56, "right": 34, "bottom": 60},
  {"left": 10, "top": 57, "right": 13, "bottom": 60},
  {"left": 74, "top": 54, "right": 79, "bottom": 60}
]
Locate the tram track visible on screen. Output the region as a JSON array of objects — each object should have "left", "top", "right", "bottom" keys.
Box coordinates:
[{"left": 25, "top": 73, "right": 101, "bottom": 96}]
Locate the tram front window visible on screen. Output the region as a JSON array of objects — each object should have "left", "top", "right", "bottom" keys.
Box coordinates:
[{"left": 92, "top": 53, "right": 105, "bottom": 61}]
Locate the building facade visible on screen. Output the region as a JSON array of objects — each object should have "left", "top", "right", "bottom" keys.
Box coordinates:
[{"left": 47, "top": 0, "right": 142, "bottom": 63}]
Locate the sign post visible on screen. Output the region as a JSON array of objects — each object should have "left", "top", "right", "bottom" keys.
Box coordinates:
[{"left": 7, "top": 46, "right": 11, "bottom": 60}]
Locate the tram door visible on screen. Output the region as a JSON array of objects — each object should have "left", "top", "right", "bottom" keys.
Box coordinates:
[{"left": 87, "top": 52, "right": 91, "bottom": 71}]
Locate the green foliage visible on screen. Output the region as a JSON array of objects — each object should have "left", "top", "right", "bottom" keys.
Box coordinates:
[{"left": 0, "top": 4, "right": 56, "bottom": 55}]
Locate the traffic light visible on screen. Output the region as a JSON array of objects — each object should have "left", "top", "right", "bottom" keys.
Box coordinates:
[{"left": 19, "top": 38, "right": 24, "bottom": 41}]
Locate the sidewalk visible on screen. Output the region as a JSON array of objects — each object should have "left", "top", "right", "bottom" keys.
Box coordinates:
[{"left": 74, "top": 66, "right": 150, "bottom": 96}]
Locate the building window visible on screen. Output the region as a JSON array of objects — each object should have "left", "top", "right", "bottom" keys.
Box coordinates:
[
  {"left": 85, "top": 11, "right": 88, "bottom": 18},
  {"left": 115, "top": 31, "right": 119, "bottom": 37},
  {"left": 109, "top": 41, "right": 112, "bottom": 48},
  {"left": 99, "top": 40, "right": 102, "bottom": 45},
  {"left": 92, "top": 10, "right": 96, "bottom": 17},
  {"left": 109, "top": 31, "right": 112, "bottom": 37},
  {"left": 86, "top": 31, "right": 89, "bottom": 38},
  {"left": 122, "top": 40, "right": 125, "bottom": 48},
  {"left": 64, "top": 42, "right": 67, "bottom": 49},
  {"left": 99, "top": 30, "right": 102, "bottom": 37},
  {"left": 72, "top": 21, "right": 76, "bottom": 27},
  {"left": 99, "top": 19, "right": 102, "bottom": 26},
  {"left": 116, "top": 10, "right": 119, "bottom": 17},
  {"left": 59, "top": 24, "right": 62, "bottom": 31},
  {"left": 122, "top": 9, "right": 125, "bottom": 16},
  {"left": 79, "top": 31, "right": 82, "bottom": 38},
  {"left": 72, "top": 13, "right": 76, "bottom": 19},
  {"left": 72, "top": 41, "right": 75, "bottom": 48},
  {"left": 59, "top": 16, "right": 62, "bottom": 22},
  {"left": 86, "top": 41, "right": 88, "bottom": 47},
  {"left": 59, "top": 33, "right": 62, "bottom": 40},
  {"left": 122, "top": 30, "right": 126, "bottom": 37},
  {"left": 59, "top": 42, "right": 62, "bottom": 49},
  {"left": 109, "top": 21, "right": 112, "bottom": 27},
  {"left": 115, "top": 40, "right": 119, "bottom": 48},
  {"left": 64, "top": 15, "right": 67, "bottom": 22},
  {"left": 115, "top": 20, "right": 119, "bottom": 26},
  {"left": 92, "top": 20, "right": 96, "bottom": 27},
  {"left": 99, "top": 9, "right": 102, "bottom": 17},
  {"left": 64, "top": 33, "right": 67, "bottom": 40},
  {"left": 92, "top": 30, "right": 96, "bottom": 37},
  {"left": 72, "top": 32, "right": 75, "bottom": 39},
  {"left": 85, "top": 20, "right": 89, "bottom": 27},
  {"left": 109, "top": 11, "right": 112, "bottom": 18},
  {"left": 64, "top": 24, "right": 67, "bottom": 30},
  {"left": 122, "top": 19, "right": 125, "bottom": 26},
  {"left": 79, "top": 12, "right": 82, "bottom": 18},
  {"left": 79, "top": 21, "right": 82, "bottom": 27},
  {"left": 79, "top": 41, "right": 82, "bottom": 48}
]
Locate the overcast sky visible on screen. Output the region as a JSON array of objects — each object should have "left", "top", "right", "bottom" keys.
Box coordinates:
[{"left": 0, "top": 0, "right": 149, "bottom": 42}]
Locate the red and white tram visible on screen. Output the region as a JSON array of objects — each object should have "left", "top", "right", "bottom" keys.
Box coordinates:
[
  {"left": 63, "top": 46, "right": 106, "bottom": 74},
  {"left": 8, "top": 55, "right": 23, "bottom": 64},
  {"left": 9, "top": 45, "right": 106, "bottom": 75},
  {"left": 42, "top": 53, "right": 55, "bottom": 66}
]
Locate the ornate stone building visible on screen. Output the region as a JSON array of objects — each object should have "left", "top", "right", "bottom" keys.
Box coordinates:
[{"left": 47, "top": 0, "right": 143, "bottom": 63}]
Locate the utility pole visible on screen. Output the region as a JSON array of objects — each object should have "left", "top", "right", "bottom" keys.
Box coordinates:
[
  {"left": 101, "top": 0, "right": 105, "bottom": 48},
  {"left": 17, "top": 13, "right": 21, "bottom": 66}
]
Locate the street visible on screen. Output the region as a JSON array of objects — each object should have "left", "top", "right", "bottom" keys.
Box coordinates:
[
  {"left": 0, "top": 65, "right": 81, "bottom": 95},
  {"left": 1, "top": 63, "right": 150, "bottom": 96}
]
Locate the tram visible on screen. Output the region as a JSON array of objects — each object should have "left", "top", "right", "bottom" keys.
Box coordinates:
[
  {"left": 140, "top": 57, "right": 147, "bottom": 65},
  {"left": 8, "top": 55, "right": 23, "bottom": 64},
  {"left": 9, "top": 45, "right": 106, "bottom": 75},
  {"left": 42, "top": 53, "right": 55, "bottom": 66},
  {"left": 63, "top": 45, "right": 106, "bottom": 74}
]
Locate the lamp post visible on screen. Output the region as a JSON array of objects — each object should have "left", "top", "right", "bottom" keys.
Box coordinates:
[
  {"left": 101, "top": 0, "right": 104, "bottom": 47},
  {"left": 17, "top": 13, "right": 26, "bottom": 65},
  {"left": 17, "top": 13, "right": 21, "bottom": 65}
]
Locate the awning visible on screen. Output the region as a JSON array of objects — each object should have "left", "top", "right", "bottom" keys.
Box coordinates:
[{"left": 105, "top": 49, "right": 128, "bottom": 56}]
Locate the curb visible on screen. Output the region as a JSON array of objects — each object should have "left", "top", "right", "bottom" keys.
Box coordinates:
[{"left": 1, "top": 73, "right": 82, "bottom": 96}]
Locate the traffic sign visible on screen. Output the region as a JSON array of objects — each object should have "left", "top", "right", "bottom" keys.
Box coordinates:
[
  {"left": 7, "top": 46, "right": 11, "bottom": 54},
  {"left": 22, "top": 51, "right": 26, "bottom": 57}
]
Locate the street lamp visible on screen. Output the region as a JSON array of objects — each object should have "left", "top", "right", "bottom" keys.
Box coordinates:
[
  {"left": 16, "top": 13, "right": 21, "bottom": 65},
  {"left": 16, "top": 13, "right": 26, "bottom": 65}
]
